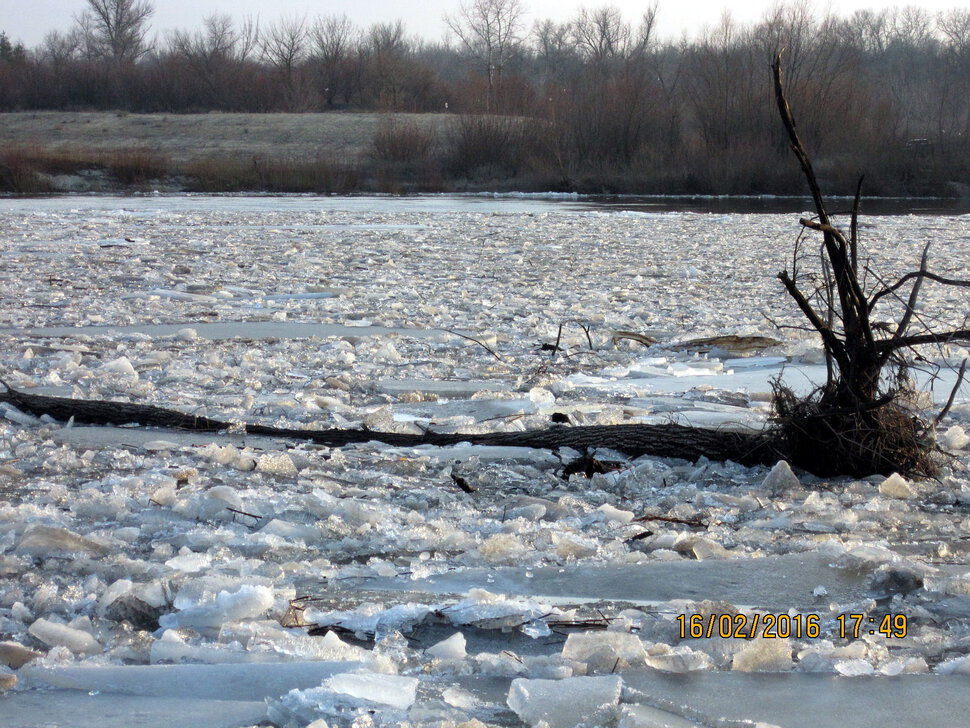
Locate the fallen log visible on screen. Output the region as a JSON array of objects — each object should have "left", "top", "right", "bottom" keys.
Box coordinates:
[{"left": 0, "top": 382, "right": 779, "bottom": 468}]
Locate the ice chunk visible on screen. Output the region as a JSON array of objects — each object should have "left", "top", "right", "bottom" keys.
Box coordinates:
[
  {"left": 442, "top": 685, "right": 480, "bottom": 709},
  {"left": 441, "top": 589, "right": 555, "bottom": 630},
  {"left": 507, "top": 503, "right": 548, "bottom": 521},
  {"left": 552, "top": 532, "right": 599, "bottom": 559},
  {"left": 426, "top": 632, "right": 467, "bottom": 660},
  {"left": 879, "top": 657, "right": 928, "bottom": 675},
  {"left": 762, "top": 460, "right": 800, "bottom": 494},
  {"left": 165, "top": 549, "right": 212, "bottom": 573},
  {"left": 597, "top": 504, "right": 635, "bottom": 523},
  {"left": 150, "top": 636, "right": 273, "bottom": 664},
  {"left": 201, "top": 444, "right": 255, "bottom": 470},
  {"left": 0, "top": 666, "right": 15, "bottom": 692},
  {"left": 100, "top": 356, "right": 138, "bottom": 379},
  {"left": 141, "top": 439, "right": 180, "bottom": 452},
  {"left": 310, "top": 631, "right": 374, "bottom": 663},
  {"left": 644, "top": 644, "right": 712, "bottom": 673},
  {"left": 16, "top": 525, "right": 109, "bottom": 557},
  {"left": 479, "top": 533, "right": 529, "bottom": 564},
  {"left": 689, "top": 538, "right": 731, "bottom": 560},
  {"left": 205, "top": 485, "right": 242, "bottom": 509},
  {"left": 151, "top": 485, "right": 177, "bottom": 507},
  {"left": 97, "top": 578, "right": 133, "bottom": 617},
  {"left": 257, "top": 452, "right": 298, "bottom": 477},
  {"left": 158, "top": 585, "right": 274, "bottom": 631},
  {"left": 507, "top": 675, "right": 622, "bottom": 728},
  {"left": 260, "top": 519, "right": 321, "bottom": 541},
  {"left": 327, "top": 671, "right": 418, "bottom": 709},
  {"left": 619, "top": 703, "right": 705, "bottom": 728},
  {"left": 562, "top": 632, "right": 646, "bottom": 671},
  {"left": 941, "top": 425, "right": 969, "bottom": 450},
  {"left": 879, "top": 473, "right": 915, "bottom": 499},
  {"left": 834, "top": 659, "right": 875, "bottom": 676},
  {"left": 28, "top": 618, "right": 101, "bottom": 656},
  {"left": 936, "top": 654, "right": 970, "bottom": 675},
  {"left": 303, "top": 603, "right": 432, "bottom": 640},
  {"left": 732, "top": 638, "right": 792, "bottom": 672}
]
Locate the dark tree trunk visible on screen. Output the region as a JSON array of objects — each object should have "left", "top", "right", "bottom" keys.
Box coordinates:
[{"left": 0, "top": 384, "right": 779, "bottom": 468}]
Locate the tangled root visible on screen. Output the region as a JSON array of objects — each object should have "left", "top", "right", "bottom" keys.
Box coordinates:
[{"left": 771, "top": 383, "right": 938, "bottom": 478}]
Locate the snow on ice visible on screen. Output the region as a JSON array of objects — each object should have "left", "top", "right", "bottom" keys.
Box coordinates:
[{"left": 0, "top": 195, "right": 968, "bottom": 726}]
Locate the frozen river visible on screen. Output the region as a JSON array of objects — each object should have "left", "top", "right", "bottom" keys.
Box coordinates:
[{"left": 0, "top": 194, "right": 969, "bottom": 728}]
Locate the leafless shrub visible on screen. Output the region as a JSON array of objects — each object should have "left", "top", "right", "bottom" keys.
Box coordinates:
[
  {"left": 444, "top": 113, "right": 531, "bottom": 181},
  {"left": 371, "top": 116, "right": 435, "bottom": 165},
  {"left": 183, "top": 153, "right": 359, "bottom": 194},
  {"left": 101, "top": 147, "right": 168, "bottom": 185},
  {"left": 0, "top": 148, "right": 55, "bottom": 193}
]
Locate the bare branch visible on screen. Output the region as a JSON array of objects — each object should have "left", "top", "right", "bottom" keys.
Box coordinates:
[
  {"left": 869, "top": 270, "right": 970, "bottom": 310},
  {"left": 934, "top": 358, "right": 968, "bottom": 427},
  {"left": 777, "top": 269, "right": 849, "bottom": 373},
  {"left": 893, "top": 242, "right": 931, "bottom": 340},
  {"left": 850, "top": 175, "right": 864, "bottom": 274},
  {"left": 772, "top": 54, "right": 829, "bottom": 225},
  {"left": 877, "top": 329, "right": 970, "bottom": 352},
  {"left": 441, "top": 328, "right": 505, "bottom": 361}
]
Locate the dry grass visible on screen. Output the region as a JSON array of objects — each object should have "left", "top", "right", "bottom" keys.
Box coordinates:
[
  {"left": 0, "top": 111, "right": 442, "bottom": 164},
  {"left": 0, "top": 111, "right": 445, "bottom": 193},
  {"left": 0, "top": 143, "right": 170, "bottom": 192}
]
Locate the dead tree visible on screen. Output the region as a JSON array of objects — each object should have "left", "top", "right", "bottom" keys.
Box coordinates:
[{"left": 770, "top": 54, "right": 969, "bottom": 476}]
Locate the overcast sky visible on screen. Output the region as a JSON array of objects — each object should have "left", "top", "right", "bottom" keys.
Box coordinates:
[{"left": 2, "top": 0, "right": 964, "bottom": 48}]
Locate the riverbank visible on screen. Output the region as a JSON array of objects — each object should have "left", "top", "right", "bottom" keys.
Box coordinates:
[{"left": 3, "top": 111, "right": 969, "bottom": 197}]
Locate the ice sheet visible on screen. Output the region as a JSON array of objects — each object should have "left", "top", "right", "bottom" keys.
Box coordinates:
[
  {"left": 621, "top": 671, "right": 970, "bottom": 728},
  {"left": 361, "top": 552, "right": 874, "bottom": 609}
]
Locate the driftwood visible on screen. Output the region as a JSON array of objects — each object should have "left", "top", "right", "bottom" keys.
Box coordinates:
[{"left": 0, "top": 382, "right": 778, "bottom": 467}]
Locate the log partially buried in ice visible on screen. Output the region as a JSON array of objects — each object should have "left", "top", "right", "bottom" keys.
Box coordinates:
[{"left": 507, "top": 675, "right": 622, "bottom": 728}]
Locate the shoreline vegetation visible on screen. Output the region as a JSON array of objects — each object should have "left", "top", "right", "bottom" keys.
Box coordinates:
[
  {"left": 1, "top": 109, "right": 969, "bottom": 198},
  {"left": 2, "top": 2, "right": 970, "bottom": 197}
]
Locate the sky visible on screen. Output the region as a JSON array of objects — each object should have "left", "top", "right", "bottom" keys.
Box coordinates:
[{"left": 1, "top": 0, "right": 964, "bottom": 49}]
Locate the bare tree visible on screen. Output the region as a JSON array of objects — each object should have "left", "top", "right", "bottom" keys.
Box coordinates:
[
  {"left": 531, "top": 18, "right": 576, "bottom": 84},
  {"left": 445, "top": 0, "right": 525, "bottom": 107},
  {"left": 167, "top": 14, "right": 258, "bottom": 107},
  {"left": 754, "top": 2, "right": 859, "bottom": 149},
  {"left": 76, "top": 0, "right": 154, "bottom": 62},
  {"left": 938, "top": 8, "right": 970, "bottom": 53},
  {"left": 169, "top": 14, "right": 250, "bottom": 70},
  {"left": 260, "top": 15, "right": 309, "bottom": 105},
  {"left": 363, "top": 20, "right": 412, "bottom": 109},
  {"left": 40, "top": 30, "right": 83, "bottom": 67},
  {"left": 310, "top": 14, "right": 358, "bottom": 107},
  {"left": 681, "top": 12, "right": 763, "bottom": 154},
  {"left": 572, "top": 6, "right": 632, "bottom": 64}
]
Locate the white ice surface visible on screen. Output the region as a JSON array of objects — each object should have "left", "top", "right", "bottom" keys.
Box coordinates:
[{"left": 0, "top": 195, "right": 968, "bottom": 728}]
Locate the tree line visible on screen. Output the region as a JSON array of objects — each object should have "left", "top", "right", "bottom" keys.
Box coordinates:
[{"left": 2, "top": 0, "right": 970, "bottom": 195}]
